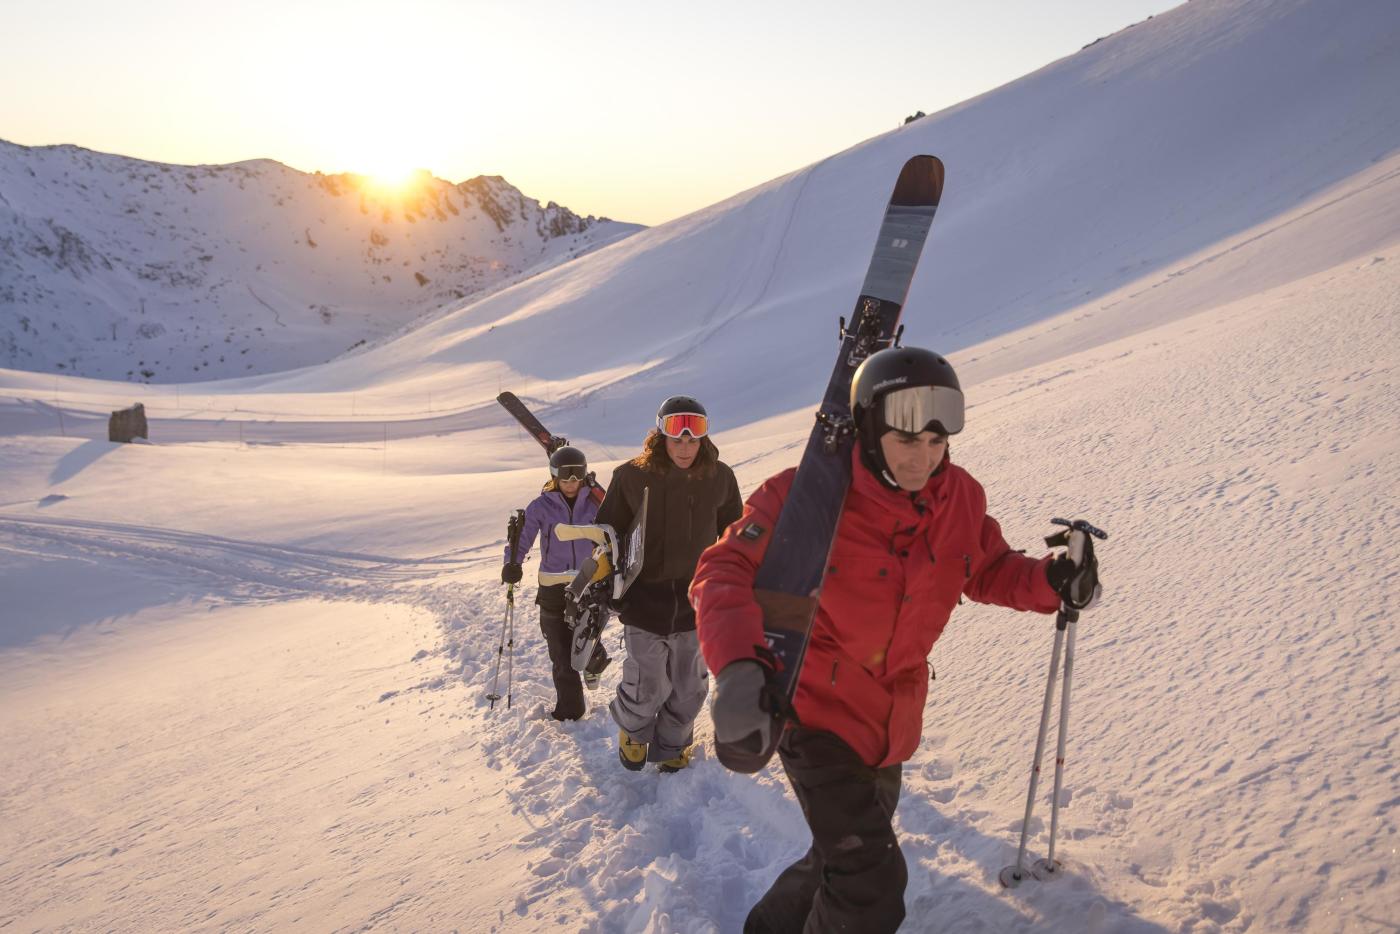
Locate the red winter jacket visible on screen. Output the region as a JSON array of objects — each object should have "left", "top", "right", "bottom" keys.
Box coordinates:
[{"left": 692, "top": 448, "right": 1060, "bottom": 768}]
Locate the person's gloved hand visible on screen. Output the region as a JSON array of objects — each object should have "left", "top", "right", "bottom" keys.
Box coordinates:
[
  {"left": 501, "top": 562, "right": 523, "bottom": 585},
  {"left": 712, "top": 660, "right": 774, "bottom": 755},
  {"left": 1045, "top": 531, "right": 1101, "bottom": 609}
]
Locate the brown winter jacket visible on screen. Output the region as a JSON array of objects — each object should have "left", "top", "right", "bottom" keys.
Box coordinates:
[{"left": 597, "top": 457, "right": 742, "bottom": 636}]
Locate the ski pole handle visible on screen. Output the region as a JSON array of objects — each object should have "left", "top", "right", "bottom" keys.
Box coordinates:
[
  {"left": 506, "top": 508, "right": 526, "bottom": 566},
  {"left": 1050, "top": 517, "right": 1108, "bottom": 540},
  {"left": 1068, "top": 530, "right": 1085, "bottom": 566},
  {"left": 1046, "top": 517, "right": 1104, "bottom": 615}
]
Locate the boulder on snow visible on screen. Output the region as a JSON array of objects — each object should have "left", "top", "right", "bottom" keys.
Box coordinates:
[{"left": 108, "top": 403, "right": 148, "bottom": 443}]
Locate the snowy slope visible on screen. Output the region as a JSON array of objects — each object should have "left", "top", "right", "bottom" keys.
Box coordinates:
[
  {"left": 0, "top": 142, "right": 642, "bottom": 382},
  {"left": 181, "top": 0, "right": 1395, "bottom": 435},
  {"left": 2, "top": 0, "right": 1399, "bottom": 931}
]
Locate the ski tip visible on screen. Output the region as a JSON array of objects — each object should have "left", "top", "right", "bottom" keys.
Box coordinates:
[{"left": 891, "top": 155, "right": 944, "bottom": 207}]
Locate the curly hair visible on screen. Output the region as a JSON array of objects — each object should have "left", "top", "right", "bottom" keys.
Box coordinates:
[{"left": 632, "top": 429, "right": 719, "bottom": 477}]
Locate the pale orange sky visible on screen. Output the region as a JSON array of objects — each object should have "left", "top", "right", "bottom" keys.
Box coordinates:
[{"left": 1, "top": 0, "right": 1179, "bottom": 225}]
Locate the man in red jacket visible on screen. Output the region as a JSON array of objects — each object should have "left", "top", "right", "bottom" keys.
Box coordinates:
[{"left": 691, "top": 346, "right": 1101, "bottom": 933}]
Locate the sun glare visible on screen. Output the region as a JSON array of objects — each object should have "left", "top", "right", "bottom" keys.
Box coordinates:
[{"left": 359, "top": 159, "right": 426, "bottom": 196}]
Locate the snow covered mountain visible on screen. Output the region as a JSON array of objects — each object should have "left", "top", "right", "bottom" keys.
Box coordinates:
[
  {"left": 1, "top": 0, "right": 1398, "bottom": 931},
  {"left": 0, "top": 141, "right": 641, "bottom": 381}
]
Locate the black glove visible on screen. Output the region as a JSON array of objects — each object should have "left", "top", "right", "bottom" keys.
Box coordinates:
[
  {"left": 1045, "top": 533, "right": 1101, "bottom": 609},
  {"left": 501, "top": 562, "right": 523, "bottom": 585}
]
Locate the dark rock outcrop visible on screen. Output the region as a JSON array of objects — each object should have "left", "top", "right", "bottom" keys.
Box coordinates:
[{"left": 108, "top": 403, "right": 148, "bottom": 442}]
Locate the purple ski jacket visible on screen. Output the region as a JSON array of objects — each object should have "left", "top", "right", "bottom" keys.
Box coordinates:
[{"left": 506, "top": 490, "right": 600, "bottom": 578}]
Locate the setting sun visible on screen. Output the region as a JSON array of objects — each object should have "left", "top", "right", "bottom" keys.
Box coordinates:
[{"left": 359, "top": 160, "right": 425, "bottom": 195}]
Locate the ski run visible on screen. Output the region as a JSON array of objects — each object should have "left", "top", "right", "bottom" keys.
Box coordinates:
[{"left": 3, "top": 0, "right": 1399, "bottom": 930}]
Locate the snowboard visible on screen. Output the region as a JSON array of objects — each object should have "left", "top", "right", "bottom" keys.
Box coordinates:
[
  {"left": 557, "top": 488, "right": 649, "bottom": 671},
  {"left": 496, "top": 391, "right": 606, "bottom": 506},
  {"left": 722, "top": 155, "right": 945, "bottom": 773}
]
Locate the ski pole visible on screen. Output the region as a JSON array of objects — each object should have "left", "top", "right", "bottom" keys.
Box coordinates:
[
  {"left": 486, "top": 583, "right": 512, "bottom": 710},
  {"left": 1039, "top": 608, "right": 1077, "bottom": 879},
  {"left": 487, "top": 509, "right": 527, "bottom": 711},
  {"left": 1038, "top": 521, "right": 1102, "bottom": 877},
  {"left": 502, "top": 583, "right": 516, "bottom": 709},
  {"left": 1000, "top": 612, "right": 1066, "bottom": 889},
  {"left": 1001, "top": 519, "right": 1106, "bottom": 888}
]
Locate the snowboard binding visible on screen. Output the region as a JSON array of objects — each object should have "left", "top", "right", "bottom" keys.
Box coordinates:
[
  {"left": 558, "top": 523, "right": 621, "bottom": 671},
  {"left": 558, "top": 489, "right": 650, "bottom": 673}
]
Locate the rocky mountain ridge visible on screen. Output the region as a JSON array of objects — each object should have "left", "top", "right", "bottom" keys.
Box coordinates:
[{"left": 0, "top": 141, "right": 641, "bottom": 381}]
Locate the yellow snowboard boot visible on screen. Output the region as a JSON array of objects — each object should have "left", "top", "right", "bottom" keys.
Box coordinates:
[
  {"left": 618, "top": 730, "right": 648, "bottom": 772},
  {"left": 657, "top": 744, "right": 694, "bottom": 774}
]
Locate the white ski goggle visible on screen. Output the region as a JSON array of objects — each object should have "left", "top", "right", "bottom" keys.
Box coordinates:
[
  {"left": 881, "top": 385, "right": 965, "bottom": 436},
  {"left": 551, "top": 463, "right": 588, "bottom": 481}
]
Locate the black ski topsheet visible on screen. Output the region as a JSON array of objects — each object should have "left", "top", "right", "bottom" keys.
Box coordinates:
[
  {"left": 734, "top": 156, "right": 943, "bottom": 770},
  {"left": 497, "top": 391, "right": 606, "bottom": 507},
  {"left": 617, "top": 487, "right": 649, "bottom": 599}
]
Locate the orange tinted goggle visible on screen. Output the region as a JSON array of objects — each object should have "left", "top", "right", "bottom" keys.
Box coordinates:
[{"left": 658, "top": 412, "right": 708, "bottom": 438}]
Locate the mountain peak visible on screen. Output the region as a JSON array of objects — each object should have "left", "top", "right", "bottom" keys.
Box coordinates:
[{"left": 0, "top": 143, "right": 642, "bottom": 381}]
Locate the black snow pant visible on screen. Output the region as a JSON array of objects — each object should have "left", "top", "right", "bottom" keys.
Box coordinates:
[
  {"left": 744, "top": 727, "right": 906, "bottom": 934},
  {"left": 539, "top": 606, "right": 608, "bottom": 721}
]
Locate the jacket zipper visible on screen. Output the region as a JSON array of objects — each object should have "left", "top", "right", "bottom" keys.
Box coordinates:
[{"left": 678, "top": 493, "right": 693, "bottom": 635}]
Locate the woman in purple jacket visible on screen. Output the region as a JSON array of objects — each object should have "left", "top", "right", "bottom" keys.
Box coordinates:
[{"left": 502, "top": 446, "right": 611, "bottom": 721}]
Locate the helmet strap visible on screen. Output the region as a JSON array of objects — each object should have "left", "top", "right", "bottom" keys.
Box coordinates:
[
  {"left": 856, "top": 414, "right": 903, "bottom": 491},
  {"left": 857, "top": 430, "right": 951, "bottom": 492}
]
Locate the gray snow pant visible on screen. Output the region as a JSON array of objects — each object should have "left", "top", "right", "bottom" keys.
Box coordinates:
[{"left": 609, "top": 626, "right": 709, "bottom": 762}]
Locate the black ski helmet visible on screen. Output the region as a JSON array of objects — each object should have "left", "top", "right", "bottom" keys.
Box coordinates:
[
  {"left": 850, "top": 346, "right": 964, "bottom": 488},
  {"left": 656, "top": 394, "right": 709, "bottom": 437},
  {"left": 657, "top": 394, "right": 707, "bottom": 419},
  {"left": 548, "top": 445, "right": 588, "bottom": 481}
]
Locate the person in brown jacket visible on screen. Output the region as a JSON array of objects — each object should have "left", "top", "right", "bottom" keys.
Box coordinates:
[{"left": 597, "top": 395, "right": 742, "bottom": 772}]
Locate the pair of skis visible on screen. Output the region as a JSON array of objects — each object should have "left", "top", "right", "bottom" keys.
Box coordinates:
[
  {"left": 496, "top": 392, "right": 645, "bottom": 672},
  {"left": 723, "top": 154, "right": 946, "bottom": 771}
]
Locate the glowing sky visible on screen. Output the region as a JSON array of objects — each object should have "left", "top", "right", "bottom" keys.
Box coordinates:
[{"left": 2, "top": 0, "right": 1180, "bottom": 225}]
